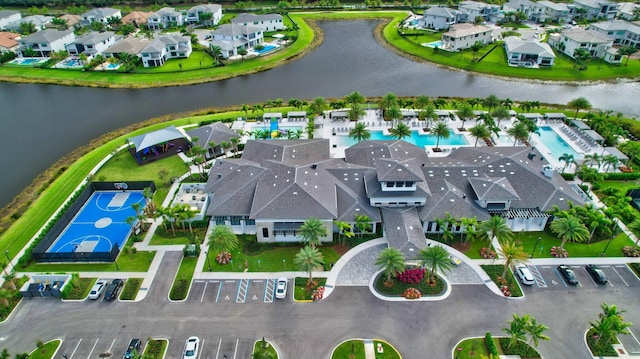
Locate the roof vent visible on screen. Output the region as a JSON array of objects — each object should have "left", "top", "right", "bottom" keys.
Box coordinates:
[
  {"left": 217, "top": 174, "right": 221, "bottom": 179},
  {"left": 527, "top": 152, "right": 536, "bottom": 160}
]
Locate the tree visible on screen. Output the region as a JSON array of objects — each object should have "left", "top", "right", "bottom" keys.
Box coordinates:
[
  {"left": 199, "top": 12, "right": 214, "bottom": 26},
  {"left": 568, "top": 97, "right": 592, "bottom": 121},
  {"left": 355, "top": 214, "right": 372, "bottom": 238},
  {"left": 418, "top": 245, "right": 454, "bottom": 284},
  {"left": 576, "top": 165, "right": 603, "bottom": 186},
  {"left": 306, "top": 119, "right": 315, "bottom": 139},
  {"left": 349, "top": 122, "right": 370, "bottom": 142},
  {"left": 308, "top": 97, "right": 327, "bottom": 116},
  {"left": 483, "top": 94, "right": 501, "bottom": 113},
  {"left": 344, "top": 91, "right": 365, "bottom": 107},
  {"left": 506, "top": 122, "right": 529, "bottom": 146},
  {"left": 294, "top": 245, "right": 324, "bottom": 285},
  {"left": 389, "top": 122, "right": 411, "bottom": 140},
  {"left": 210, "top": 45, "right": 223, "bottom": 64},
  {"left": 478, "top": 216, "right": 513, "bottom": 244},
  {"left": 550, "top": 216, "right": 589, "bottom": 252},
  {"left": 384, "top": 105, "right": 402, "bottom": 122},
  {"left": 497, "top": 240, "right": 528, "bottom": 281},
  {"left": 432, "top": 121, "right": 450, "bottom": 151},
  {"left": 378, "top": 92, "right": 398, "bottom": 117},
  {"left": 469, "top": 124, "right": 490, "bottom": 147},
  {"left": 375, "top": 248, "right": 405, "bottom": 283},
  {"left": 602, "top": 154, "right": 618, "bottom": 173},
  {"left": 237, "top": 48, "right": 248, "bottom": 60},
  {"left": 347, "top": 103, "right": 366, "bottom": 122},
  {"left": 590, "top": 302, "right": 632, "bottom": 346},
  {"left": 414, "top": 95, "right": 430, "bottom": 110},
  {"left": 559, "top": 153, "right": 575, "bottom": 173},
  {"left": 298, "top": 217, "right": 327, "bottom": 247},
  {"left": 470, "top": 41, "right": 483, "bottom": 61},
  {"left": 456, "top": 103, "right": 475, "bottom": 130},
  {"left": 503, "top": 314, "right": 529, "bottom": 349},
  {"left": 526, "top": 316, "right": 550, "bottom": 348},
  {"left": 334, "top": 220, "right": 354, "bottom": 245},
  {"left": 491, "top": 106, "right": 510, "bottom": 128},
  {"left": 208, "top": 225, "right": 239, "bottom": 257},
  {"left": 619, "top": 141, "right": 640, "bottom": 166},
  {"left": 618, "top": 45, "right": 638, "bottom": 66},
  {"left": 420, "top": 105, "right": 438, "bottom": 129},
  {"left": 572, "top": 48, "right": 591, "bottom": 69},
  {"left": 583, "top": 153, "right": 601, "bottom": 169}
]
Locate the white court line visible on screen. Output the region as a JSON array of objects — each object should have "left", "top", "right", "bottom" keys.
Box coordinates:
[
  {"left": 201, "top": 281, "right": 208, "bottom": 303},
  {"left": 87, "top": 338, "right": 99, "bottom": 359},
  {"left": 70, "top": 338, "right": 82, "bottom": 358},
  {"left": 612, "top": 267, "right": 630, "bottom": 286}
]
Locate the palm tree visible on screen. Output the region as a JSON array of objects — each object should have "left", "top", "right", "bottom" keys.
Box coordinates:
[
  {"left": 349, "top": 122, "right": 371, "bottom": 142},
  {"left": 210, "top": 45, "right": 222, "bottom": 64},
  {"left": 506, "top": 122, "right": 529, "bottom": 146},
  {"left": 414, "top": 95, "right": 430, "bottom": 110},
  {"left": 308, "top": 97, "right": 327, "bottom": 116},
  {"left": 478, "top": 216, "right": 513, "bottom": 245},
  {"left": 334, "top": 220, "right": 354, "bottom": 245},
  {"left": 602, "top": 155, "right": 618, "bottom": 173},
  {"left": 294, "top": 245, "right": 324, "bottom": 285},
  {"left": 503, "top": 314, "right": 529, "bottom": 349},
  {"left": 347, "top": 103, "right": 366, "bottom": 122},
  {"left": 456, "top": 103, "right": 475, "bottom": 130},
  {"left": 483, "top": 94, "right": 501, "bottom": 113},
  {"left": 568, "top": 97, "right": 592, "bottom": 121},
  {"left": 420, "top": 105, "right": 438, "bottom": 129},
  {"left": 208, "top": 225, "right": 239, "bottom": 258},
  {"left": 461, "top": 216, "right": 478, "bottom": 244},
  {"left": 491, "top": 106, "right": 510, "bottom": 128},
  {"left": 619, "top": 141, "right": 640, "bottom": 166},
  {"left": 389, "top": 122, "right": 411, "bottom": 140},
  {"left": 497, "top": 240, "right": 528, "bottom": 281},
  {"left": 583, "top": 153, "right": 601, "bottom": 169},
  {"left": 550, "top": 216, "right": 589, "bottom": 252},
  {"left": 559, "top": 153, "right": 575, "bottom": 173},
  {"left": 576, "top": 165, "right": 604, "bottom": 185},
  {"left": 469, "top": 124, "right": 490, "bottom": 147},
  {"left": 298, "top": 217, "right": 328, "bottom": 247},
  {"left": 355, "top": 214, "right": 372, "bottom": 238},
  {"left": 590, "top": 302, "right": 632, "bottom": 345},
  {"left": 379, "top": 92, "right": 398, "bottom": 117},
  {"left": 618, "top": 45, "right": 638, "bottom": 66},
  {"left": 375, "top": 248, "right": 406, "bottom": 283},
  {"left": 344, "top": 91, "right": 365, "bottom": 108},
  {"left": 418, "top": 245, "right": 454, "bottom": 284},
  {"left": 525, "top": 317, "right": 550, "bottom": 348},
  {"left": 384, "top": 105, "right": 402, "bottom": 122},
  {"left": 431, "top": 121, "right": 450, "bottom": 151}
]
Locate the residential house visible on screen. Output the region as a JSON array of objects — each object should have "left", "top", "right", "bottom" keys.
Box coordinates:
[
  {"left": 103, "top": 37, "right": 149, "bottom": 59},
  {"left": 0, "top": 32, "right": 20, "bottom": 53},
  {"left": 548, "top": 28, "right": 619, "bottom": 63},
  {"left": 532, "top": 1, "right": 572, "bottom": 23},
  {"left": 6, "top": 15, "right": 53, "bottom": 32},
  {"left": 573, "top": 0, "right": 619, "bottom": 21},
  {"left": 423, "top": 7, "right": 462, "bottom": 30},
  {"left": 502, "top": 0, "right": 543, "bottom": 21},
  {"left": 441, "top": 23, "right": 493, "bottom": 51},
  {"left": 147, "top": 7, "right": 184, "bottom": 30},
  {"left": 186, "top": 4, "right": 222, "bottom": 26},
  {"left": 57, "top": 14, "right": 82, "bottom": 29},
  {"left": 504, "top": 37, "right": 556, "bottom": 66},
  {"left": 458, "top": 1, "right": 500, "bottom": 22},
  {"left": 618, "top": 3, "right": 640, "bottom": 22},
  {"left": 187, "top": 122, "right": 240, "bottom": 159},
  {"left": 140, "top": 34, "right": 192, "bottom": 67},
  {"left": 588, "top": 20, "right": 640, "bottom": 49},
  {"left": 231, "top": 13, "right": 285, "bottom": 32},
  {"left": 209, "top": 24, "right": 263, "bottom": 58},
  {"left": 0, "top": 10, "right": 21, "bottom": 30},
  {"left": 65, "top": 31, "right": 119, "bottom": 57},
  {"left": 122, "top": 11, "right": 153, "bottom": 27},
  {"left": 17, "top": 29, "right": 75, "bottom": 57},
  {"left": 80, "top": 8, "right": 122, "bottom": 26}
]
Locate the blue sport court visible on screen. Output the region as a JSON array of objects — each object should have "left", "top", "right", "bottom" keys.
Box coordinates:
[{"left": 47, "top": 191, "right": 146, "bottom": 255}]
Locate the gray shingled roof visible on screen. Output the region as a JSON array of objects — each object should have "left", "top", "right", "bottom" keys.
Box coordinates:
[
  {"left": 381, "top": 207, "right": 428, "bottom": 259},
  {"left": 72, "top": 31, "right": 116, "bottom": 46},
  {"left": 187, "top": 122, "right": 239, "bottom": 149},
  {"left": 242, "top": 139, "right": 330, "bottom": 167},
  {"left": 504, "top": 37, "right": 555, "bottom": 58},
  {"left": 424, "top": 6, "right": 460, "bottom": 18},
  {"left": 21, "top": 29, "right": 73, "bottom": 44},
  {"left": 82, "top": 8, "right": 120, "bottom": 19},
  {"left": 104, "top": 37, "right": 149, "bottom": 55},
  {"left": 232, "top": 13, "right": 283, "bottom": 23},
  {"left": 374, "top": 158, "right": 424, "bottom": 182},
  {"left": 562, "top": 28, "right": 613, "bottom": 43},
  {"left": 0, "top": 10, "right": 20, "bottom": 19},
  {"left": 589, "top": 20, "right": 640, "bottom": 33},
  {"left": 206, "top": 158, "right": 266, "bottom": 216},
  {"left": 468, "top": 177, "right": 520, "bottom": 201},
  {"left": 211, "top": 23, "right": 262, "bottom": 37}
]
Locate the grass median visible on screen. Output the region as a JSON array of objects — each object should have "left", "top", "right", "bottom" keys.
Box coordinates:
[{"left": 169, "top": 256, "right": 197, "bottom": 301}]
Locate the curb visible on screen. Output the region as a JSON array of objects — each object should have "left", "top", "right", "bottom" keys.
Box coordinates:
[{"left": 368, "top": 269, "right": 451, "bottom": 302}]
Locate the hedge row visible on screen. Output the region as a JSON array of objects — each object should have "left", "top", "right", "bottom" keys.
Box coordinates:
[
  {"left": 602, "top": 172, "right": 640, "bottom": 180},
  {"left": 499, "top": 338, "right": 541, "bottom": 358},
  {"left": 485, "top": 333, "right": 499, "bottom": 356}
]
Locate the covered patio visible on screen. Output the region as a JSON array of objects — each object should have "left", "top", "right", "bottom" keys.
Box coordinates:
[{"left": 126, "top": 126, "right": 190, "bottom": 165}]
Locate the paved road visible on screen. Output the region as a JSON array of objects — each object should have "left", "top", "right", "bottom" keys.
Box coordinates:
[{"left": 2, "top": 272, "right": 639, "bottom": 358}]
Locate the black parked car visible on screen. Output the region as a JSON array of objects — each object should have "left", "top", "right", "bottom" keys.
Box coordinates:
[
  {"left": 557, "top": 265, "right": 578, "bottom": 285},
  {"left": 104, "top": 279, "right": 124, "bottom": 301},
  {"left": 585, "top": 264, "right": 608, "bottom": 284},
  {"left": 123, "top": 339, "right": 142, "bottom": 359}
]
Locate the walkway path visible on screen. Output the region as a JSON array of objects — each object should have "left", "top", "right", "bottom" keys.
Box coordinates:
[{"left": 364, "top": 339, "right": 375, "bottom": 359}]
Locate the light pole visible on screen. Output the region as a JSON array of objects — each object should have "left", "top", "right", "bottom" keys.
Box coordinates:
[
  {"left": 282, "top": 259, "right": 286, "bottom": 269},
  {"left": 205, "top": 251, "right": 212, "bottom": 271},
  {"left": 4, "top": 250, "right": 13, "bottom": 272},
  {"left": 455, "top": 347, "right": 463, "bottom": 359},
  {"left": 257, "top": 259, "right": 261, "bottom": 269},
  {"left": 530, "top": 237, "right": 541, "bottom": 258},
  {"left": 600, "top": 236, "right": 614, "bottom": 257}
]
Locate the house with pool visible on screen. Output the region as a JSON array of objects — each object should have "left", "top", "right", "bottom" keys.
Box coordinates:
[
  {"left": 504, "top": 37, "right": 556, "bottom": 67},
  {"left": 17, "top": 29, "right": 75, "bottom": 58},
  {"left": 231, "top": 13, "right": 285, "bottom": 32},
  {"left": 208, "top": 24, "right": 263, "bottom": 58},
  {"left": 0, "top": 10, "right": 21, "bottom": 30},
  {"left": 441, "top": 23, "right": 493, "bottom": 52},
  {"left": 202, "top": 137, "right": 582, "bottom": 257},
  {"left": 65, "top": 31, "right": 120, "bottom": 58},
  {"left": 140, "top": 34, "right": 192, "bottom": 68}
]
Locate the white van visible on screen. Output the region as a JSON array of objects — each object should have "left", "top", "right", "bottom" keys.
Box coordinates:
[{"left": 515, "top": 264, "right": 535, "bottom": 286}]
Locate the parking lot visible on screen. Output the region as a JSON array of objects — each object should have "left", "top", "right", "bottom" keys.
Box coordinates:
[
  {"left": 56, "top": 336, "right": 255, "bottom": 359},
  {"left": 188, "top": 278, "right": 281, "bottom": 304},
  {"left": 520, "top": 264, "right": 639, "bottom": 291}
]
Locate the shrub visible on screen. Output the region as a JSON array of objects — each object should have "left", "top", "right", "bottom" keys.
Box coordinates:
[
  {"left": 485, "top": 333, "right": 499, "bottom": 356},
  {"left": 586, "top": 328, "right": 617, "bottom": 357},
  {"left": 550, "top": 246, "right": 568, "bottom": 258},
  {"left": 628, "top": 263, "right": 640, "bottom": 277},
  {"left": 402, "top": 287, "right": 421, "bottom": 299},
  {"left": 396, "top": 267, "right": 426, "bottom": 284},
  {"left": 605, "top": 171, "right": 639, "bottom": 179},
  {"left": 169, "top": 279, "right": 189, "bottom": 300},
  {"left": 215, "top": 251, "right": 232, "bottom": 264},
  {"left": 499, "top": 338, "right": 541, "bottom": 357},
  {"left": 561, "top": 172, "right": 576, "bottom": 181},
  {"left": 480, "top": 247, "right": 496, "bottom": 259},
  {"left": 622, "top": 246, "right": 640, "bottom": 257}
]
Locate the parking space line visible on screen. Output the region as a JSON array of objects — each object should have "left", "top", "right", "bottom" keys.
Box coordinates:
[
  {"left": 612, "top": 267, "right": 630, "bottom": 287},
  {"left": 553, "top": 268, "right": 568, "bottom": 287},
  {"left": 629, "top": 329, "right": 640, "bottom": 347},
  {"left": 200, "top": 281, "right": 208, "bottom": 303},
  {"left": 236, "top": 279, "right": 249, "bottom": 303},
  {"left": 529, "top": 266, "right": 547, "bottom": 288},
  {"left": 582, "top": 267, "right": 599, "bottom": 287},
  {"left": 264, "top": 279, "right": 275, "bottom": 303},
  {"left": 233, "top": 338, "right": 239, "bottom": 359},
  {"left": 215, "top": 338, "right": 222, "bottom": 359},
  {"left": 107, "top": 338, "right": 116, "bottom": 355},
  {"left": 199, "top": 338, "right": 205, "bottom": 359},
  {"left": 70, "top": 338, "right": 82, "bottom": 358},
  {"left": 216, "top": 282, "right": 224, "bottom": 303},
  {"left": 87, "top": 338, "right": 99, "bottom": 359}
]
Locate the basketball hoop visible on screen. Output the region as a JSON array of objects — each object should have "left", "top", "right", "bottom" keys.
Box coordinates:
[{"left": 114, "top": 182, "right": 128, "bottom": 190}]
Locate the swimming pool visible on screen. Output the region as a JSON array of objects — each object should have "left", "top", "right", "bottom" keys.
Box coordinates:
[
  {"left": 255, "top": 45, "right": 277, "bottom": 54},
  {"left": 11, "top": 58, "right": 43, "bottom": 65},
  {"left": 536, "top": 126, "right": 583, "bottom": 160},
  {"left": 425, "top": 41, "right": 443, "bottom": 48},
  {"left": 340, "top": 130, "right": 468, "bottom": 147}
]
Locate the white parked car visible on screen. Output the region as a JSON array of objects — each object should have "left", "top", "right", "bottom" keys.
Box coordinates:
[
  {"left": 183, "top": 337, "right": 199, "bottom": 359},
  {"left": 275, "top": 278, "right": 287, "bottom": 299},
  {"left": 88, "top": 280, "right": 107, "bottom": 300},
  {"left": 514, "top": 264, "right": 535, "bottom": 286}
]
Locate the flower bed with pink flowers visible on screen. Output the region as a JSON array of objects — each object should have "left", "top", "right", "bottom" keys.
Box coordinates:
[
  {"left": 480, "top": 247, "right": 496, "bottom": 259},
  {"left": 374, "top": 266, "right": 446, "bottom": 297},
  {"left": 550, "top": 246, "right": 568, "bottom": 258}
]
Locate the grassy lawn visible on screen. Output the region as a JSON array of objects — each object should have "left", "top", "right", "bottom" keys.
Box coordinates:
[
  {"left": 21, "top": 250, "right": 156, "bottom": 272},
  {"left": 28, "top": 339, "right": 62, "bottom": 359},
  {"left": 169, "top": 256, "right": 197, "bottom": 300},
  {"left": 0, "top": 275, "right": 28, "bottom": 321},
  {"left": 64, "top": 277, "right": 96, "bottom": 300},
  {"left": 205, "top": 239, "right": 341, "bottom": 272},
  {"left": 294, "top": 277, "right": 327, "bottom": 300},
  {"left": 253, "top": 340, "right": 278, "bottom": 358},
  {"left": 455, "top": 338, "right": 496, "bottom": 359},
  {"left": 143, "top": 339, "right": 168, "bottom": 359},
  {"left": 150, "top": 232, "right": 193, "bottom": 246},
  {"left": 384, "top": 16, "right": 640, "bottom": 81},
  {"left": 332, "top": 340, "right": 366, "bottom": 358},
  {"left": 150, "top": 226, "right": 206, "bottom": 246},
  {"left": 136, "top": 50, "right": 217, "bottom": 73},
  {"left": 598, "top": 179, "right": 640, "bottom": 192},
  {"left": 373, "top": 340, "right": 402, "bottom": 359},
  {"left": 514, "top": 231, "right": 634, "bottom": 258},
  {"left": 0, "top": 14, "right": 314, "bottom": 88},
  {"left": 432, "top": 234, "right": 490, "bottom": 259},
  {"left": 120, "top": 278, "right": 143, "bottom": 300}
]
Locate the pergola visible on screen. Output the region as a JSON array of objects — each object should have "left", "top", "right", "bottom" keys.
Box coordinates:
[{"left": 126, "top": 126, "right": 189, "bottom": 165}]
